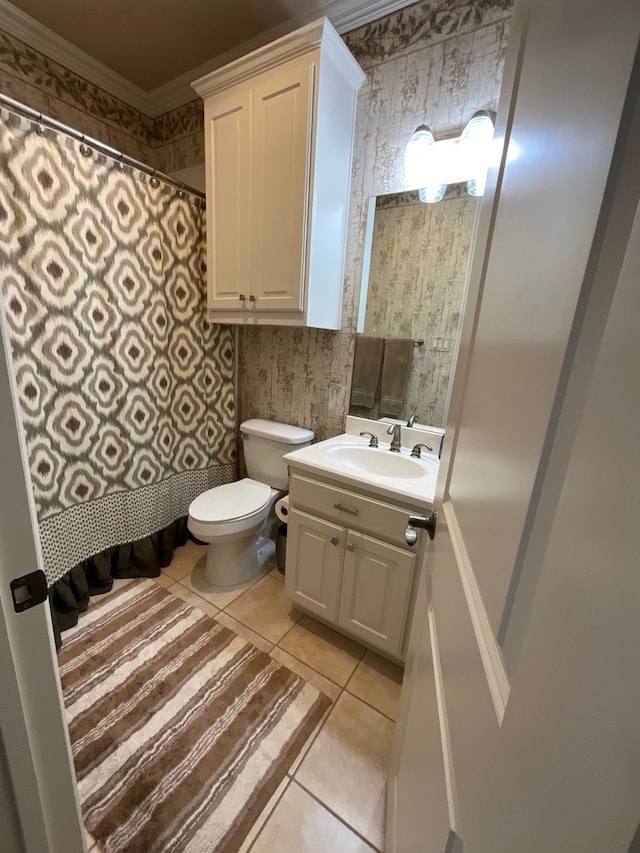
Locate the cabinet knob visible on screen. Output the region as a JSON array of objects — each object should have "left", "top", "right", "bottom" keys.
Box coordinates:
[
  {"left": 346, "top": 542, "right": 355, "bottom": 552},
  {"left": 330, "top": 536, "right": 339, "bottom": 546},
  {"left": 239, "top": 293, "right": 246, "bottom": 301},
  {"left": 248, "top": 294, "right": 256, "bottom": 302}
]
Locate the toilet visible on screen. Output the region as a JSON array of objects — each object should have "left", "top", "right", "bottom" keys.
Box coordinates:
[{"left": 187, "top": 419, "right": 314, "bottom": 587}]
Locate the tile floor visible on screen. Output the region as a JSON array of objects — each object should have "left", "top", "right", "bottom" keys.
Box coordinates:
[{"left": 84, "top": 538, "right": 404, "bottom": 853}]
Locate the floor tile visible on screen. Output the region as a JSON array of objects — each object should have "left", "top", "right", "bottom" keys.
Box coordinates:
[
  {"left": 167, "top": 583, "right": 219, "bottom": 619},
  {"left": 215, "top": 611, "right": 274, "bottom": 654},
  {"left": 249, "top": 781, "right": 376, "bottom": 853},
  {"left": 270, "top": 647, "right": 341, "bottom": 703},
  {"left": 346, "top": 650, "right": 404, "bottom": 721},
  {"left": 237, "top": 777, "right": 289, "bottom": 853},
  {"left": 224, "top": 576, "right": 302, "bottom": 644},
  {"left": 278, "top": 615, "right": 364, "bottom": 686},
  {"left": 163, "top": 541, "right": 207, "bottom": 581},
  {"left": 264, "top": 564, "right": 284, "bottom": 583},
  {"left": 151, "top": 572, "right": 174, "bottom": 588},
  {"left": 180, "top": 563, "right": 261, "bottom": 610},
  {"left": 295, "top": 692, "right": 393, "bottom": 850}
]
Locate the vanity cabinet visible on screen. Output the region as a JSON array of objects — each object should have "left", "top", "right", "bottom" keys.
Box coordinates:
[
  {"left": 192, "top": 19, "right": 365, "bottom": 329},
  {"left": 285, "top": 473, "right": 422, "bottom": 659}
]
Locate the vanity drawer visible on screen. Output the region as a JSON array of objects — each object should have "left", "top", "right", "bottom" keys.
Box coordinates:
[{"left": 289, "top": 473, "right": 413, "bottom": 549}]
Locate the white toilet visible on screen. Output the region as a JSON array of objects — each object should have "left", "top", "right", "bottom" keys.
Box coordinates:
[{"left": 187, "top": 419, "right": 314, "bottom": 587}]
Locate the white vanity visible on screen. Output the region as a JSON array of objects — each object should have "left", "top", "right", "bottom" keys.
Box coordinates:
[{"left": 283, "top": 418, "right": 440, "bottom": 662}]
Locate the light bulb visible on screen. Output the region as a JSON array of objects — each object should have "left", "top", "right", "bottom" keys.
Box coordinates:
[
  {"left": 419, "top": 185, "right": 447, "bottom": 203},
  {"left": 404, "top": 125, "right": 436, "bottom": 190},
  {"left": 459, "top": 111, "right": 494, "bottom": 197}
]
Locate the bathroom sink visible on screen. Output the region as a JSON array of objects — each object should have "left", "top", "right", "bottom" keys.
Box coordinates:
[
  {"left": 283, "top": 432, "right": 438, "bottom": 507},
  {"left": 326, "top": 445, "right": 424, "bottom": 479}
]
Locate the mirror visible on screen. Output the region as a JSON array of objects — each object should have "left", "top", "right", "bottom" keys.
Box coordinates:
[{"left": 350, "top": 185, "right": 479, "bottom": 429}]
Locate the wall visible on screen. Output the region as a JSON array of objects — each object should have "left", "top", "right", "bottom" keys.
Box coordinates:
[
  {"left": 0, "top": 29, "right": 204, "bottom": 174},
  {"left": 239, "top": 0, "right": 512, "bottom": 441}
]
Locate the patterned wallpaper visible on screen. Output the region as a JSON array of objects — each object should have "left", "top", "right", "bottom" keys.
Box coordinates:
[
  {"left": 239, "top": 0, "right": 512, "bottom": 441},
  {"left": 361, "top": 190, "right": 478, "bottom": 427},
  {"left": 0, "top": 0, "right": 512, "bottom": 442},
  {"left": 0, "top": 30, "right": 204, "bottom": 172}
]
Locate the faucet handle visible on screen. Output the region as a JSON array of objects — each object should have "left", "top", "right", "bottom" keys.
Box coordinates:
[
  {"left": 359, "top": 431, "right": 379, "bottom": 448},
  {"left": 410, "top": 442, "right": 433, "bottom": 458}
]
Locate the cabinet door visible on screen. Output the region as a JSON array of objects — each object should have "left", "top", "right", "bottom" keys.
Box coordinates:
[
  {"left": 204, "top": 88, "right": 251, "bottom": 310},
  {"left": 338, "top": 531, "right": 416, "bottom": 657},
  {"left": 250, "top": 57, "right": 314, "bottom": 312},
  {"left": 284, "top": 509, "right": 344, "bottom": 622}
]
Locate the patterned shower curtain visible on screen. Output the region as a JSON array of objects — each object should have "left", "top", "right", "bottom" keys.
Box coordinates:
[{"left": 0, "top": 108, "right": 236, "bottom": 586}]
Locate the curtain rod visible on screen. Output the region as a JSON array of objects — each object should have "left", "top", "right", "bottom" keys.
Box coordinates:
[{"left": 0, "top": 92, "right": 206, "bottom": 204}]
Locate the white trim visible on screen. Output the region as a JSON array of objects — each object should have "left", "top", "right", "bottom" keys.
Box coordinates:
[
  {"left": 192, "top": 19, "right": 364, "bottom": 100},
  {"left": 0, "top": 0, "right": 411, "bottom": 117},
  {"left": 442, "top": 499, "right": 511, "bottom": 725},
  {"left": 428, "top": 603, "right": 460, "bottom": 834}
]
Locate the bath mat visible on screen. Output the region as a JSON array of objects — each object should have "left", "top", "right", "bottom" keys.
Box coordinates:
[{"left": 58, "top": 578, "right": 330, "bottom": 853}]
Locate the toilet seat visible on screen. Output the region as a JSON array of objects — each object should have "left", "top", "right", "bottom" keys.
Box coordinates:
[{"left": 189, "top": 477, "right": 272, "bottom": 529}]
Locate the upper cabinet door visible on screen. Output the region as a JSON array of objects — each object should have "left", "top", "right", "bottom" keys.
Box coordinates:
[
  {"left": 250, "top": 58, "right": 314, "bottom": 312},
  {"left": 204, "top": 89, "right": 251, "bottom": 311},
  {"left": 193, "top": 18, "right": 365, "bottom": 328}
]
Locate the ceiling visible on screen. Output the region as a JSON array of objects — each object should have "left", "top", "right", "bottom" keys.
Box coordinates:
[{"left": 4, "top": 0, "right": 409, "bottom": 93}]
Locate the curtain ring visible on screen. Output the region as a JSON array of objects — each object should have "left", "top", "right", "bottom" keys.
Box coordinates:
[
  {"left": 79, "top": 135, "right": 92, "bottom": 157},
  {"left": 177, "top": 182, "right": 185, "bottom": 199},
  {"left": 150, "top": 170, "right": 160, "bottom": 189},
  {"left": 117, "top": 152, "right": 126, "bottom": 172},
  {"left": 35, "top": 113, "right": 46, "bottom": 136}
]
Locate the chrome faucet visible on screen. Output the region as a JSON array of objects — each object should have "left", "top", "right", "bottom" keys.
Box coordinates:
[
  {"left": 386, "top": 423, "right": 403, "bottom": 452},
  {"left": 406, "top": 414, "right": 417, "bottom": 427}
]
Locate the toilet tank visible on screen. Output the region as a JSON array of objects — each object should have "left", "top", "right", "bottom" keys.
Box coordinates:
[{"left": 240, "top": 419, "right": 314, "bottom": 490}]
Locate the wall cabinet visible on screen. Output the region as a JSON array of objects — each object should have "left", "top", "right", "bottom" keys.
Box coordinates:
[
  {"left": 193, "top": 19, "right": 365, "bottom": 329},
  {"left": 284, "top": 473, "right": 424, "bottom": 660}
]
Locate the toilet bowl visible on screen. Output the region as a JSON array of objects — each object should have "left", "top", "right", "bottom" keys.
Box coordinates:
[
  {"left": 187, "top": 419, "right": 314, "bottom": 587},
  {"left": 188, "top": 478, "right": 280, "bottom": 587}
]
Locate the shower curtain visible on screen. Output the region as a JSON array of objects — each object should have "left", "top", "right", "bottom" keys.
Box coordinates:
[{"left": 0, "top": 108, "right": 236, "bottom": 612}]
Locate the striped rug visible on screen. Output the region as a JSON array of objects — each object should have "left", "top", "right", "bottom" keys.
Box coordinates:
[{"left": 58, "top": 578, "right": 331, "bottom": 853}]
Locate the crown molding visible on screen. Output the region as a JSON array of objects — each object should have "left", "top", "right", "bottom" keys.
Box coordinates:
[{"left": 0, "top": 0, "right": 413, "bottom": 117}]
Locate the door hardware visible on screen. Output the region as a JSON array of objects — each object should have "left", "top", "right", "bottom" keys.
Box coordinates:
[
  {"left": 346, "top": 542, "right": 355, "bottom": 552},
  {"left": 10, "top": 569, "right": 48, "bottom": 613},
  {"left": 404, "top": 511, "right": 437, "bottom": 546}
]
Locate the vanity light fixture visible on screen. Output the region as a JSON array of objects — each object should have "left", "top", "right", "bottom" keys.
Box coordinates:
[{"left": 404, "top": 110, "right": 495, "bottom": 202}]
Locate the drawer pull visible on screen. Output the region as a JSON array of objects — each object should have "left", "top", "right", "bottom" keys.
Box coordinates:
[
  {"left": 334, "top": 503, "right": 359, "bottom": 517},
  {"left": 346, "top": 542, "right": 355, "bottom": 552},
  {"left": 330, "top": 537, "right": 339, "bottom": 546}
]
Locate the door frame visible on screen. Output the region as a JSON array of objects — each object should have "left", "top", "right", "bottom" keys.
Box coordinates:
[{"left": 0, "top": 301, "right": 85, "bottom": 853}]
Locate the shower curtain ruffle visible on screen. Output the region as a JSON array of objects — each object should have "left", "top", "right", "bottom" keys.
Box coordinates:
[{"left": 48, "top": 516, "right": 195, "bottom": 649}]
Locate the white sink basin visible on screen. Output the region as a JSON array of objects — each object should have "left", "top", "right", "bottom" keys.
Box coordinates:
[
  {"left": 326, "top": 445, "right": 424, "bottom": 479},
  {"left": 283, "top": 433, "right": 438, "bottom": 508}
]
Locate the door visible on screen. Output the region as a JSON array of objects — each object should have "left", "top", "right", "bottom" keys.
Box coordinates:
[
  {"left": 338, "top": 530, "right": 415, "bottom": 657},
  {"left": 204, "top": 87, "right": 251, "bottom": 311},
  {"left": 284, "top": 508, "right": 344, "bottom": 621},
  {"left": 0, "top": 301, "right": 85, "bottom": 850},
  {"left": 389, "top": 0, "right": 640, "bottom": 851},
  {"left": 250, "top": 56, "right": 313, "bottom": 311}
]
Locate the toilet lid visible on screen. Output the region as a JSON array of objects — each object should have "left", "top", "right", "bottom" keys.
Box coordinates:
[{"left": 189, "top": 478, "right": 271, "bottom": 523}]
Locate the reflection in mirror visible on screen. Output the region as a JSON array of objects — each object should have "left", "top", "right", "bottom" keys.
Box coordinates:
[{"left": 350, "top": 185, "right": 479, "bottom": 428}]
